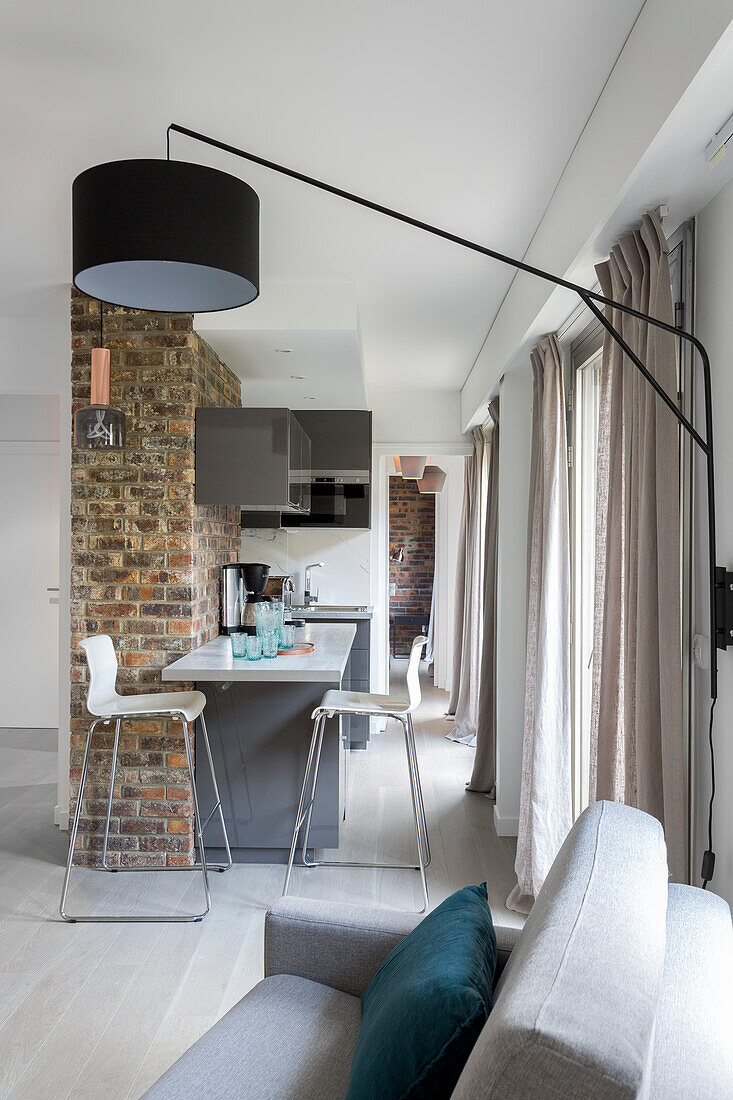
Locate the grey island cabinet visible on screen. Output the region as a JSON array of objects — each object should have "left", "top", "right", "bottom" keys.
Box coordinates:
[
  {"left": 288, "top": 609, "right": 372, "bottom": 749},
  {"left": 162, "top": 623, "right": 356, "bottom": 864}
]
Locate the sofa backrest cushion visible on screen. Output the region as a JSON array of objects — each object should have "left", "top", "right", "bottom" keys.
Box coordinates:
[
  {"left": 346, "top": 883, "right": 497, "bottom": 1100},
  {"left": 452, "top": 801, "right": 669, "bottom": 1100}
]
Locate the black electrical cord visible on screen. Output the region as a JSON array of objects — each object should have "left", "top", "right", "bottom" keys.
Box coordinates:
[{"left": 701, "top": 697, "right": 717, "bottom": 888}]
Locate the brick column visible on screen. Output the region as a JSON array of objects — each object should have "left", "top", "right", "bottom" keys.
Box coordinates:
[
  {"left": 389, "top": 477, "right": 436, "bottom": 655},
  {"left": 69, "top": 290, "right": 241, "bottom": 866}
]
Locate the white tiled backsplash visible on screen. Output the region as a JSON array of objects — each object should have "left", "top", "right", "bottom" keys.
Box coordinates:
[{"left": 240, "top": 528, "right": 371, "bottom": 605}]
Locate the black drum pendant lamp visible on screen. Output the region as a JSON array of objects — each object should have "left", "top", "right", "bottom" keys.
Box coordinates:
[{"left": 72, "top": 159, "right": 259, "bottom": 313}]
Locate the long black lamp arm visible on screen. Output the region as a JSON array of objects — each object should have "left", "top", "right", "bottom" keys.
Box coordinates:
[{"left": 168, "top": 121, "right": 726, "bottom": 706}]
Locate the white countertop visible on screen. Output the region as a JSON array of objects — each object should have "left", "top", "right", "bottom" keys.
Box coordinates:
[{"left": 162, "top": 622, "right": 357, "bottom": 683}]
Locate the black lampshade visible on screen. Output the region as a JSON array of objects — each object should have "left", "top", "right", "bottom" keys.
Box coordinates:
[{"left": 72, "top": 159, "right": 260, "bottom": 313}]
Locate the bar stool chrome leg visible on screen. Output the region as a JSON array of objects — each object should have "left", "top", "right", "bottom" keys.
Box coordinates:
[
  {"left": 406, "top": 713, "right": 431, "bottom": 868},
  {"left": 284, "top": 710, "right": 429, "bottom": 911},
  {"left": 199, "top": 712, "right": 233, "bottom": 872},
  {"left": 400, "top": 717, "right": 429, "bottom": 912},
  {"left": 101, "top": 719, "right": 121, "bottom": 871},
  {"left": 59, "top": 717, "right": 105, "bottom": 921},
  {"left": 300, "top": 715, "right": 327, "bottom": 869},
  {"left": 283, "top": 713, "right": 326, "bottom": 896},
  {"left": 183, "top": 719, "right": 211, "bottom": 920},
  {"left": 60, "top": 710, "right": 230, "bottom": 923}
]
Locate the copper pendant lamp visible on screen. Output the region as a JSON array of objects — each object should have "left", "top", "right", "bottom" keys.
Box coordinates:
[{"left": 73, "top": 302, "right": 126, "bottom": 449}]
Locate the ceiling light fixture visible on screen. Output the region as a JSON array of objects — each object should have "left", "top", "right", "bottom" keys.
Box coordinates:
[
  {"left": 290, "top": 374, "right": 305, "bottom": 380},
  {"left": 73, "top": 302, "right": 125, "bottom": 449},
  {"left": 275, "top": 347, "right": 292, "bottom": 353},
  {"left": 399, "top": 456, "right": 427, "bottom": 480},
  {"left": 417, "top": 465, "right": 446, "bottom": 494},
  {"left": 72, "top": 159, "right": 259, "bottom": 312}
]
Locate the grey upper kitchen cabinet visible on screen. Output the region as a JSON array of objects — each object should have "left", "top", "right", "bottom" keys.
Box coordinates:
[
  {"left": 242, "top": 409, "right": 372, "bottom": 530},
  {"left": 195, "top": 407, "right": 311, "bottom": 513},
  {"left": 292, "top": 410, "right": 371, "bottom": 473},
  {"left": 282, "top": 409, "right": 372, "bottom": 530}
]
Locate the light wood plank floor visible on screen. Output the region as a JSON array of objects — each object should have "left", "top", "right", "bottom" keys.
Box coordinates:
[{"left": 0, "top": 664, "right": 520, "bottom": 1099}]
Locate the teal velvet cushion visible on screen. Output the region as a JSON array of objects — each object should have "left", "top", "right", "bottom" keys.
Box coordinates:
[{"left": 344, "top": 883, "right": 497, "bottom": 1100}]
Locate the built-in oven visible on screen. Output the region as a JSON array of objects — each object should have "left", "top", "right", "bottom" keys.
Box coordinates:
[{"left": 284, "top": 472, "right": 370, "bottom": 528}]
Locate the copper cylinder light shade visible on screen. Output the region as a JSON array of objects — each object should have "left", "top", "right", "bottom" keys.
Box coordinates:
[
  {"left": 417, "top": 465, "right": 447, "bottom": 494},
  {"left": 73, "top": 304, "right": 125, "bottom": 449}
]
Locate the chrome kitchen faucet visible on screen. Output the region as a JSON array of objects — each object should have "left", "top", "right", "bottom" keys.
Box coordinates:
[{"left": 304, "top": 562, "right": 324, "bottom": 605}]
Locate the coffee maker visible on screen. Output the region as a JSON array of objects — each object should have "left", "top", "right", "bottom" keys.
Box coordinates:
[{"left": 221, "top": 563, "right": 272, "bottom": 634}]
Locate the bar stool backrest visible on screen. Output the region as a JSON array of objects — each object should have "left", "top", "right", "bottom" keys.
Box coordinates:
[
  {"left": 406, "top": 635, "right": 428, "bottom": 712},
  {"left": 80, "top": 634, "right": 120, "bottom": 715}
]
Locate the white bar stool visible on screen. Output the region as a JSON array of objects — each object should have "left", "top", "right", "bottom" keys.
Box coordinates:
[
  {"left": 60, "top": 634, "right": 232, "bottom": 923},
  {"left": 284, "top": 635, "right": 431, "bottom": 912}
]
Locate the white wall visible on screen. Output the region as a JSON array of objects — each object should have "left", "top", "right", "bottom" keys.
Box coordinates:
[
  {"left": 370, "top": 389, "right": 465, "bottom": 446},
  {"left": 0, "top": 288, "right": 71, "bottom": 823},
  {"left": 494, "top": 368, "right": 533, "bottom": 837},
  {"left": 240, "top": 527, "right": 371, "bottom": 606},
  {"left": 693, "top": 181, "right": 733, "bottom": 907}
]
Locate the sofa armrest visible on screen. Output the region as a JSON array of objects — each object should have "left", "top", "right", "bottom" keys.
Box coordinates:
[
  {"left": 494, "top": 921, "right": 522, "bottom": 980},
  {"left": 265, "top": 897, "right": 422, "bottom": 996},
  {"left": 265, "top": 897, "right": 522, "bottom": 997}
]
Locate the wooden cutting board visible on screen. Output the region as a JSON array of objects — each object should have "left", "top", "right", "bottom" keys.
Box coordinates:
[{"left": 278, "top": 641, "right": 315, "bottom": 656}]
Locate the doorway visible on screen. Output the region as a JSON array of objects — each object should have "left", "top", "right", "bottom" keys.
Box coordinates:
[
  {"left": 0, "top": 395, "right": 60, "bottom": 728},
  {"left": 388, "top": 475, "right": 435, "bottom": 658}
]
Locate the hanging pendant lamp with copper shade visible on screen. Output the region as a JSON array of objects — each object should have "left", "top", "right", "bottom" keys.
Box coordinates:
[
  {"left": 398, "top": 456, "right": 427, "bottom": 480},
  {"left": 73, "top": 303, "right": 126, "bottom": 448},
  {"left": 416, "top": 464, "right": 447, "bottom": 494}
]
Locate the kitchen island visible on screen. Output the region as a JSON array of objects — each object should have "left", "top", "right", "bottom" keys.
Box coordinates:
[{"left": 163, "top": 622, "right": 356, "bottom": 863}]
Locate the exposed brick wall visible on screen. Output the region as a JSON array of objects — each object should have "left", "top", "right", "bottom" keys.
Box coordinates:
[
  {"left": 69, "top": 290, "right": 241, "bottom": 867},
  {"left": 389, "top": 477, "right": 435, "bottom": 655}
]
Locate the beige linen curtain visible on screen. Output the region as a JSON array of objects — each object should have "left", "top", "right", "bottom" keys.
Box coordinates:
[
  {"left": 468, "top": 398, "right": 500, "bottom": 792},
  {"left": 591, "top": 211, "right": 685, "bottom": 881},
  {"left": 508, "top": 335, "right": 572, "bottom": 914},
  {"left": 448, "top": 427, "right": 485, "bottom": 744}
]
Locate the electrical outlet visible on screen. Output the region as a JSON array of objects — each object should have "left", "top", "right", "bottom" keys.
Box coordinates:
[{"left": 693, "top": 634, "right": 710, "bottom": 670}]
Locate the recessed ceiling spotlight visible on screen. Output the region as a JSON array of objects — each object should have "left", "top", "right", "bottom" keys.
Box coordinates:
[
  {"left": 290, "top": 374, "right": 305, "bottom": 381},
  {"left": 305, "top": 396, "right": 317, "bottom": 401},
  {"left": 274, "top": 347, "right": 292, "bottom": 353}
]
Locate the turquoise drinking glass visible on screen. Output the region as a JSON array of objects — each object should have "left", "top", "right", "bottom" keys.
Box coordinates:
[
  {"left": 245, "top": 634, "right": 262, "bottom": 660},
  {"left": 270, "top": 600, "right": 284, "bottom": 635},
  {"left": 280, "top": 623, "right": 296, "bottom": 649},
  {"left": 255, "top": 603, "right": 278, "bottom": 637},
  {"left": 230, "top": 632, "right": 248, "bottom": 658},
  {"left": 261, "top": 630, "right": 279, "bottom": 658}
]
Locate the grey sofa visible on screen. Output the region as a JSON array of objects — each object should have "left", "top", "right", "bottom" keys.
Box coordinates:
[{"left": 144, "top": 801, "right": 733, "bottom": 1099}]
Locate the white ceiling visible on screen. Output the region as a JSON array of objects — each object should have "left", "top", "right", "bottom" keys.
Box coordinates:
[
  {"left": 204, "top": 328, "right": 367, "bottom": 409},
  {"left": 1, "top": 0, "right": 646, "bottom": 398}
]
